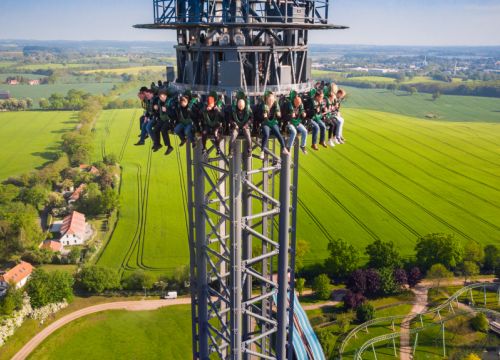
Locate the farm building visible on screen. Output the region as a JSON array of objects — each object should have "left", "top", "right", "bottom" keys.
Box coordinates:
[
  {"left": 39, "top": 239, "right": 64, "bottom": 252},
  {"left": 7, "top": 79, "right": 18, "bottom": 85},
  {"left": 59, "top": 211, "right": 91, "bottom": 246},
  {"left": 0, "top": 90, "right": 11, "bottom": 100},
  {"left": 0, "top": 261, "right": 34, "bottom": 289},
  {"left": 68, "top": 183, "right": 86, "bottom": 205},
  {"left": 28, "top": 79, "right": 40, "bottom": 86},
  {"left": 79, "top": 164, "right": 100, "bottom": 176}
]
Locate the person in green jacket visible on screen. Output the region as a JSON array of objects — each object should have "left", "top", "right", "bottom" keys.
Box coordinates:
[
  {"left": 201, "top": 91, "right": 224, "bottom": 155},
  {"left": 228, "top": 91, "right": 253, "bottom": 156},
  {"left": 260, "top": 91, "right": 289, "bottom": 159},
  {"left": 174, "top": 91, "right": 196, "bottom": 148},
  {"left": 285, "top": 90, "right": 308, "bottom": 154},
  {"left": 153, "top": 89, "right": 174, "bottom": 155}
]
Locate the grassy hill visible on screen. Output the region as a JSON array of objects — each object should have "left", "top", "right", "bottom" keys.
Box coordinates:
[
  {"left": 91, "top": 93, "right": 500, "bottom": 274},
  {"left": 0, "top": 111, "right": 78, "bottom": 180}
]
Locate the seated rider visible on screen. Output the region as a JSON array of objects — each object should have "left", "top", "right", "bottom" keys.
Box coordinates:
[
  {"left": 201, "top": 91, "right": 224, "bottom": 155},
  {"left": 174, "top": 91, "right": 196, "bottom": 148},
  {"left": 153, "top": 89, "right": 174, "bottom": 155},
  {"left": 310, "top": 89, "right": 328, "bottom": 151},
  {"left": 260, "top": 91, "right": 289, "bottom": 159},
  {"left": 333, "top": 88, "right": 347, "bottom": 144},
  {"left": 325, "top": 85, "right": 340, "bottom": 147},
  {"left": 228, "top": 91, "right": 253, "bottom": 156},
  {"left": 286, "top": 90, "right": 308, "bottom": 154},
  {"left": 135, "top": 88, "right": 156, "bottom": 146}
]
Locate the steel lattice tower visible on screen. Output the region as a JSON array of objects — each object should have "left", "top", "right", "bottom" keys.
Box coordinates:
[{"left": 136, "top": 2, "right": 345, "bottom": 359}]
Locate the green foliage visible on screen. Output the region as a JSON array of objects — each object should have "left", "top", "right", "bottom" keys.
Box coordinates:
[
  {"left": 18, "top": 184, "right": 50, "bottom": 210},
  {"left": 426, "top": 263, "right": 453, "bottom": 289},
  {"left": 483, "top": 244, "right": 499, "bottom": 273},
  {"left": 461, "top": 261, "right": 479, "bottom": 282},
  {"left": 316, "top": 329, "right": 336, "bottom": 359},
  {"left": 67, "top": 247, "right": 82, "bottom": 264},
  {"left": 415, "top": 233, "right": 463, "bottom": 271},
  {"left": 21, "top": 248, "right": 55, "bottom": 265},
  {"left": 27, "top": 269, "right": 74, "bottom": 308},
  {"left": 324, "top": 239, "right": 359, "bottom": 281},
  {"left": 356, "top": 303, "right": 375, "bottom": 323},
  {"left": 378, "top": 267, "right": 398, "bottom": 296},
  {"left": 0, "top": 285, "right": 23, "bottom": 316},
  {"left": 295, "top": 278, "right": 306, "bottom": 296},
  {"left": 365, "top": 239, "right": 401, "bottom": 269},
  {"left": 122, "top": 270, "right": 156, "bottom": 291},
  {"left": 312, "top": 274, "right": 331, "bottom": 300},
  {"left": 77, "top": 265, "right": 121, "bottom": 293},
  {"left": 462, "top": 354, "right": 481, "bottom": 360},
  {"left": 463, "top": 241, "right": 483, "bottom": 265},
  {"left": 295, "top": 239, "right": 310, "bottom": 273},
  {"left": 469, "top": 313, "right": 489, "bottom": 332}
]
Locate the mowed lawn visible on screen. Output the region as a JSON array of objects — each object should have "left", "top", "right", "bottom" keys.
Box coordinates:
[
  {"left": 0, "top": 111, "right": 78, "bottom": 180},
  {"left": 28, "top": 305, "right": 192, "bottom": 360},
  {"left": 93, "top": 93, "right": 500, "bottom": 273}
]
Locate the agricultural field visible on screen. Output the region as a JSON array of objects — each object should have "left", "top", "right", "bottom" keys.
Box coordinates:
[
  {"left": 0, "top": 83, "right": 116, "bottom": 106},
  {"left": 0, "top": 111, "right": 78, "bottom": 180},
  {"left": 92, "top": 90, "right": 500, "bottom": 273},
  {"left": 81, "top": 65, "right": 169, "bottom": 75},
  {"left": 27, "top": 305, "right": 192, "bottom": 360}
]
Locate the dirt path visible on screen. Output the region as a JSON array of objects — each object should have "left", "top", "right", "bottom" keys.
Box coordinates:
[{"left": 12, "top": 298, "right": 191, "bottom": 360}]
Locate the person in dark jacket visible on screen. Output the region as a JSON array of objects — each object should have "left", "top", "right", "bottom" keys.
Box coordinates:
[
  {"left": 285, "top": 90, "right": 308, "bottom": 154},
  {"left": 174, "top": 92, "right": 196, "bottom": 148},
  {"left": 153, "top": 89, "right": 174, "bottom": 155},
  {"left": 260, "top": 91, "right": 289, "bottom": 159},
  {"left": 201, "top": 91, "right": 224, "bottom": 155},
  {"left": 228, "top": 91, "right": 253, "bottom": 156},
  {"left": 135, "top": 88, "right": 156, "bottom": 146}
]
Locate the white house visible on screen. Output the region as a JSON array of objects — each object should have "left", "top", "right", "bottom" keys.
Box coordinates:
[
  {"left": 0, "top": 261, "right": 34, "bottom": 289},
  {"left": 59, "top": 211, "right": 89, "bottom": 246}
]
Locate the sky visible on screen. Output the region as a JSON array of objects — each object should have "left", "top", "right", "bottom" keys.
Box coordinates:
[{"left": 0, "top": 0, "right": 499, "bottom": 46}]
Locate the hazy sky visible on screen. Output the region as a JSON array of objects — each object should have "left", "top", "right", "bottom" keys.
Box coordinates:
[{"left": 0, "top": 0, "right": 499, "bottom": 46}]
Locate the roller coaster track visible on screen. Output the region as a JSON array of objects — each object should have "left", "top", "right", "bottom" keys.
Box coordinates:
[
  {"left": 339, "top": 282, "right": 500, "bottom": 357},
  {"left": 354, "top": 306, "right": 500, "bottom": 360}
]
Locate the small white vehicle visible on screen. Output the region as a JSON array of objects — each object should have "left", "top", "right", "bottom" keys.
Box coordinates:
[{"left": 162, "top": 291, "right": 178, "bottom": 300}]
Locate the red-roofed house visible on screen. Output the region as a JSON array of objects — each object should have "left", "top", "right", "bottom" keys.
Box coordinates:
[
  {"left": 7, "top": 79, "right": 18, "bottom": 85},
  {"left": 39, "top": 240, "right": 63, "bottom": 252},
  {"left": 0, "top": 261, "right": 34, "bottom": 289},
  {"left": 79, "top": 164, "right": 100, "bottom": 176},
  {"left": 60, "top": 211, "right": 88, "bottom": 246},
  {"left": 68, "top": 184, "right": 86, "bottom": 204},
  {"left": 89, "top": 166, "right": 100, "bottom": 176}
]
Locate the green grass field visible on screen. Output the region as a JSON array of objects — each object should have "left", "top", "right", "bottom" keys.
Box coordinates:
[
  {"left": 81, "top": 65, "right": 168, "bottom": 75},
  {"left": 0, "top": 111, "right": 78, "bottom": 180},
  {"left": 0, "top": 83, "right": 116, "bottom": 106},
  {"left": 28, "top": 305, "right": 192, "bottom": 360},
  {"left": 92, "top": 91, "right": 500, "bottom": 273}
]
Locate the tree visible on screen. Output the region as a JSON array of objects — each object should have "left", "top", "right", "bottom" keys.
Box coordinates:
[
  {"left": 344, "top": 290, "right": 365, "bottom": 310},
  {"left": 407, "top": 267, "right": 422, "bottom": 288},
  {"left": 463, "top": 242, "right": 483, "bottom": 265},
  {"left": 27, "top": 269, "right": 74, "bottom": 308},
  {"left": 461, "top": 261, "right": 479, "bottom": 283},
  {"left": 77, "top": 265, "right": 120, "bottom": 293},
  {"left": 19, "top": 185, "right": 50, "bottom": 210},
  {"left": 324, "top": 239, "right": 360, "bottom": 281},
  {"left": 364, "top": 269, "right": 381, "bottom": 297},
  {"left": 295, "top": 278, "right": 306, "bottom": 296},
  {"left": 470, "top": 313, "right": 489, "bottom": 332},
  {"left": 0, "top": 285, "right": 23, "bottom": 315},
  {"left": 365, "top": 240, "right": 401, "bottom": 269},
  {"left": 483, "top": 244, "right": 499, "bottom": 273},
  {"left": 67, "top": 247, "right": 81, "bottom": 264},
  {"left": 393, "top": 268, "right": 408, "bottom": 290},
  {"left": 432, "top": 91, "right": 441, "bottom": 101},
  {"left": 312, "top": 274, "right": 331, "bottom": 300},
  {"left": 100, "top": 188, "right": 119, "bottom": 214},
  {"left": 295, "top": 239, "right": 309, "bottom": 273},
  {"left": 409, "top": 87, "right": 418, "bottom": 96},
  {"left": 427, "top": 263, "right": 452, "bottom": 289},
  {"left": 347, "top": 269, "right": 367, "bottom": 294},
  {"left": 356, "top": 304, "right": 375, "bottom": 323},
  {"left": 379, "top": 267, "right": 398, "bottom": 296},
  {"left": 122, "top": 270, "right": 156, "bottom": 291},
  {"left": 415, "top": 233, "right": 463, "bottom": 271}
]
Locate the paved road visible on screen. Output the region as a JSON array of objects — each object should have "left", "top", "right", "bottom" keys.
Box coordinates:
[{"left": 12, "top": 298, "right": 191, "bottom": 360}]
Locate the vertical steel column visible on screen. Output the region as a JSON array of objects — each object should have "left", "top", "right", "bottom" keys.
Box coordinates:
[
  {"left": 276, "top": 153, "right": 291, "bottom": 360},
  {"left": 186, "top": 145, "right": 200, "bottom": 360},
  {"left": 242, "top": 142, "right": 253, "bottom": 360},
  {"left": 194, "top": 142, "right": 209, "bottom": 360},
  {"left": 230, "top": 141, "right": 243, "bottom": 360},
  {"left": 286, "top": 144, "right": 300, "bottom": 356},
  {"left": 219, "top": 139, "right": 229, "bottom": 360},
  {"left": 261, "top": 149, "right": 271, "bottom": 357}
]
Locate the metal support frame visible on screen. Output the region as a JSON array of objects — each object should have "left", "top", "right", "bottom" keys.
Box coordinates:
[{"left": 187, "top": 139, "right": 299, "bottom": 359}]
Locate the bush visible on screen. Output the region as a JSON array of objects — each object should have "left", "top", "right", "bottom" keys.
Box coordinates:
[
  {"left": 470, "top": 313, "right": 489, "bottom": 332},
  {"left": 77, "top": 265, "right": 120, "bottom": 293},
  {"left": 312, "top": 274, "right": 331, "bottom": 300},
  {"left": 344, "top": 290, "right": 365, "bottom": 310},
  {"left": 122, "top": 270, "right": 156, "bottom": 291},
  {"left": 407, "top": 267, "right": 422, "bottom": 288},
  {"left": 27, "top": 269, "right": 74, "bottom": 308},
  {"left": 0, "top": 285, "right": 23, "bottom": 316},
  {"left": 356, "top": 304, "right": 375, "bottom": 323},
  {"left": 324, "top": 238, "right": 360, "bottom": 281},
  {"left": 21, "top": 249, "right": 55, "bottom": 265}
]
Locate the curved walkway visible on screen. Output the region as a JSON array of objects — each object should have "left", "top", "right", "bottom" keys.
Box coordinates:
[
  {"left": 12, "top": 298, "right": 191, "bottom": 360},
  {"left": 399, "top": 285, "right": 428, "bottom": 360}
]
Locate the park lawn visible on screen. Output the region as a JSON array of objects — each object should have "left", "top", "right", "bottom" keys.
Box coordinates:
[
  {"left": 27, "top": 305, "right": 192, "bottom": 360},
  {"left": 81, "top": 65, "right": 168, "bottom": 75},
  {"left": 1, "top": 83, "right": 116, "bottom": 106},
  {"left": 38, "top": 264, "right": 78, "bottom": 274},
  {"left": 0, "top": 294, "right": 150, "bottom": 360},
  {"left": 0, "top": 111, "right": 78, "bottom": 180},
  {"left": 91, "top": 98, "right": 500, "bottom": 274}
]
